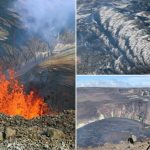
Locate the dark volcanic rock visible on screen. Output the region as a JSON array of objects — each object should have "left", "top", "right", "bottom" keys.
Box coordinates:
[
  {"left": 77, "top": 118, "right": 150, "bottom": 148},
  {"left": 77, "top": 87, "right": 150, "bottom": 127},
  {"left": 77, "top": 0, "right": 150, "bottom": 74},
  {"left": 0, "top": 110, "right": 75, "bottom": 150},
  {"left": 44, "top": 128, "right": 65, "bottom": 139},
  {"left": 0, "top": 0, "right": 75, "bottom": 71}
]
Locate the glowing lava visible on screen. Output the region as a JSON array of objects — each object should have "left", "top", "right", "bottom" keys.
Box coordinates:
[{"left": 0, "top": 69, "right": 51, "bottom": 119}]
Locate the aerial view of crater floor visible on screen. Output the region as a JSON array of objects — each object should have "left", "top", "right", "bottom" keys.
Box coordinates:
[
  {"left": 77, "top": 0, "right": 150, "bottom": 74},
  {"left": 77, "top": 87, "right": 150, "bottom": 150}
]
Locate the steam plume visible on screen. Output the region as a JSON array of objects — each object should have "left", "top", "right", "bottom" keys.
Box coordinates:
[{"left": 13, "top": 0, "right": 75, "bottom": 41}]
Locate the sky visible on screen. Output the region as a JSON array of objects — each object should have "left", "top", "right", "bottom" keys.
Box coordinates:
[{"left": 77, "top": 75, "right": 150, "bottom": 88}]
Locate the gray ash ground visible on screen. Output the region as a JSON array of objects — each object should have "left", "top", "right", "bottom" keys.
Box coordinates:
[
  {"left": 0, "top": 110, "right": 75, "bottom": 150},
  {"left": 77, "top": 0, "right": 150, "bottom": 74},
  {"left": 78, "top": 118, "right": 150, "bottom": 148}
]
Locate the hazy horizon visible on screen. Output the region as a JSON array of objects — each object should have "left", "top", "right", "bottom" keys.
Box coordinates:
[{"left": 77, "top": 75, "right": 150, "bottom": 88}]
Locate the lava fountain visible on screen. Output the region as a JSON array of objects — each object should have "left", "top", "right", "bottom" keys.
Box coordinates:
[{"left": 0, "top": 69, "right": 51, "bottom": 119}]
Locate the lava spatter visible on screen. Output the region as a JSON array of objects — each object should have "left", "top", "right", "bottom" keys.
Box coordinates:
[{"left": 0, "top": 69, "right": 51, "bottom": 119}]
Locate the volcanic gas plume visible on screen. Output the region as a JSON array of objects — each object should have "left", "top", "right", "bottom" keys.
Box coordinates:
[{"left": 0, "top": 69, "right": 51, "bottom": 119}]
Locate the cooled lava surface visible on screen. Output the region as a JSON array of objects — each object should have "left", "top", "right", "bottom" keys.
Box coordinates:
[
  {"left": 0, "top": 110, "right": 75, "bottom": 150},
  {"left": 77, "top": 0, "right": 150, "bottom": 74},
  {"left": 77, "top": 118, "right": 150, "bottom": 148}
]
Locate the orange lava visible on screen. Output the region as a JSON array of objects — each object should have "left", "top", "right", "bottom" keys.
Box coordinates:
[{"left": 0, "top": 69, "right": 51, "bottom": 119}]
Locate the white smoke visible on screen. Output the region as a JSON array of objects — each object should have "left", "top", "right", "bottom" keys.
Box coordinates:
[{"left": 13, "top": 0, "right": 75, "bottom": 41}]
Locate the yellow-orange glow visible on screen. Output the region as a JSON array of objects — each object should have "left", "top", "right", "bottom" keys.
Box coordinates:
[{"left": 0, "top": 69, "right": 51, "bottom": 119}]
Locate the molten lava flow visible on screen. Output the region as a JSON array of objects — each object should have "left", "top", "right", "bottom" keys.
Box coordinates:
[{"left": 0, "top": 69, "right": 51, "bottom": 119}]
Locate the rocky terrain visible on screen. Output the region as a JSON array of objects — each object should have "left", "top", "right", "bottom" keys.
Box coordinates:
[
  {"left": 0, "top": 110, "right": 75, "bottom": 150},
  {"left": 0, "top": 0, "right": 75, "bottom": 71},
  {"left": 77, "top": 118, "right": 150, "bottom": 147},
  {"left": 78, "top": 141, "right": 150, "bottom": 150},
  {"left": 77, "top": 87, "right": 150, "bottom": 149},
  {"left": 77, "top": 87, "right": 150, "bottom": 128},
  {"left": 18, "top": 45, "right": 75, "bottom": 112},
  {"left": 0, "top": 0, "right": 75, "bottom": 115},
  {"left": 0, "top": 1, "right": 75, "bottom": 149},
  {"left": 77, "top": 0, "right": 150, "bottom": 74}
]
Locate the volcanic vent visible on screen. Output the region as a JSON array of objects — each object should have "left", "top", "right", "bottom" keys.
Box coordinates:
[{"left": 0, "top": 69, "right": 52, "bottom": 119}]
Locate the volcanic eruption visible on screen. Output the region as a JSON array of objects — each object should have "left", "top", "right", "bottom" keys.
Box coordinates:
[{"left": 0, "top": 69, "right": 51, "bottom": 119}]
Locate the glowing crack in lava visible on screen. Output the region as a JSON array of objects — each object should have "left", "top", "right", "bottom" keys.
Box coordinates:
[{"left": 0, "top": 69, "right": 51, "bottom": 119}]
